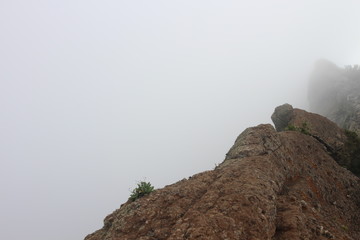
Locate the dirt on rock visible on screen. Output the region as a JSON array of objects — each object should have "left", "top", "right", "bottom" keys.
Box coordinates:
[{"left": 85, "top": 107, "right": 360, "bottom": 240}]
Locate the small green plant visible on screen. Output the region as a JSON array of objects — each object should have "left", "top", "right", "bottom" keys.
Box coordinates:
[
  {"left": 285, "top": 125, "right": 297, "bottom": 131},
  {"left": 285, "top": 122, "right": 310, "bottom": 135},
  {"left": 129, "top": 181, "right": 155, "bottom": 201},
  {"left": 299, "top": 122, "right": 310, "bottom": 135},
  {"left": 340, "top": 224, "right": 349, "bottom": 232}
]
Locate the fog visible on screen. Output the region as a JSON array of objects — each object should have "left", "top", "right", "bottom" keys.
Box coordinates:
[{"left": 1, "top": 1, "right": 359, "bottom": 239}]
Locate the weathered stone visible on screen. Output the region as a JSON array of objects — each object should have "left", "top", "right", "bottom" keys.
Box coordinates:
[
  {"left": 271, "top": 105, "right": 347, "bottom": 152},
  {"left": 225, "top": 124, "right": 281, "bottom": 160},
  {"left": 271, "top": 103, "right": 294, "bottom": 131}
]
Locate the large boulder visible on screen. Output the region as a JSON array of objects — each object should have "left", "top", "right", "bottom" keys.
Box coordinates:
[{"left": 271, "top": 103, "right": 294, "bottom": 132}]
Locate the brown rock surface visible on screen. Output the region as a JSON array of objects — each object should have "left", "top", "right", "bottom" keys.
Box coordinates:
[
  {"left": 272, "top": 103, "right": 347, "bottom": 152},
  {"left": 85, "top": 107, "right": 360, "bottom": 240}
]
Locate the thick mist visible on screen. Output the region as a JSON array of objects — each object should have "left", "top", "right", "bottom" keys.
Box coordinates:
[{"left": 1, "top": 1, "right": 359, "bottom": 240}]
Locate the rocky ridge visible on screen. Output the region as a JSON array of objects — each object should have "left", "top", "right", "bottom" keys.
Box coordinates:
[{"left": 85, "top": 105, "right": 360, "bottom": 240}]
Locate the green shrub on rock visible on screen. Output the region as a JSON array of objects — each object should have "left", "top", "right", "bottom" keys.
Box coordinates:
[
  {"left": 129, "top": 181, "right": 155, "bottom": 202},
  {"left": 285, "top": 122, "right": 310, "bottom": 135}
]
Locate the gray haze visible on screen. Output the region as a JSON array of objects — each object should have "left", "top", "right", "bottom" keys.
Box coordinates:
[{"left": 1, "top": 1, "right": 359, "bottom": 239}]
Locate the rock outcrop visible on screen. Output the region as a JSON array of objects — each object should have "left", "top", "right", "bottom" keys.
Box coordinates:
[
  {"left": 272, "top": 104, "right": 347, "bottom": 154},
  {"left": 85, "top": 106, "right": 360, "bottom": 240},
  {"left": 270, "top": 104, "right": 294, "bottom": 132},
  {"left": 308, "top": 59, "right": 360, "bottom": 134}
]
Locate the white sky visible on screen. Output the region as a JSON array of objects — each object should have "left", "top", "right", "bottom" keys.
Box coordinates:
[{"left": 1, "top": 1, "right": 359, "bottom": 239}]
